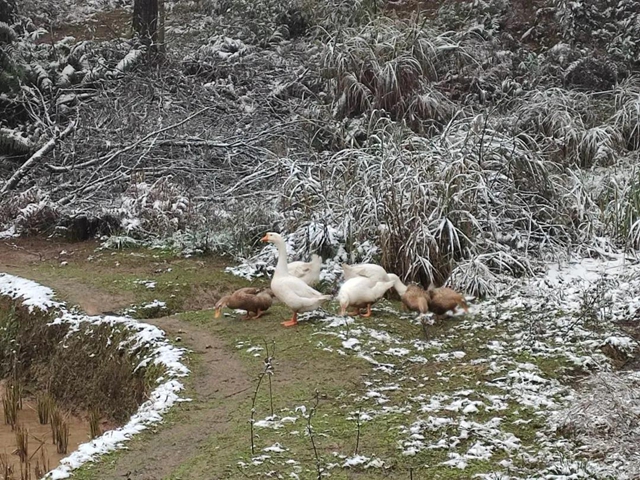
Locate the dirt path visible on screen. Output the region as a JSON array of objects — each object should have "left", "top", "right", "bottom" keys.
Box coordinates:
[
  {"left": 0, "top": 238, "right": 252, "bottom": 480},
  {"left": 87, "top": 315, "right": 251, "bottom": 480},
  {"left": 0, "top": 237, "right": 135, "bottom": 314}
]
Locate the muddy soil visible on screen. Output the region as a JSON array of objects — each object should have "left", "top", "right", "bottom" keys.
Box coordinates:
[
  {"left": 0, "top": 237, "right": 252, "bottom": 479},
  {"left": 0, "top": 382, "right": 91, "bottom": 476}
]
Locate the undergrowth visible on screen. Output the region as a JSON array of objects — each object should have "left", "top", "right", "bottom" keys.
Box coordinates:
[
  {"left": 1, "top": 0, "right": 640, "bottom": 296},
  {"left": 0, "top": 298, "right": 161, "bottom": 423}
]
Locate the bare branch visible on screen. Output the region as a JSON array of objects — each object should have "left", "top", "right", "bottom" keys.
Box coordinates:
[
  {"left": 1, "top": 121, "right": 77, "bottom": 196},
  {"left": 45, "top": 107, "right": 210, "bottom": 173}
]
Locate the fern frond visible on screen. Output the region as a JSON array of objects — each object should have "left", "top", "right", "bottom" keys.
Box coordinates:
[
  {"left": 32, "top": 64, "right": 53, "bottom": 90},
  {"left": 114, "top": 49, "right": 143, "bottom": 75},
  {"left": 0, "top": 21, "right": 16, "bottom": 44},
  {"left": 57, "top": 64, "right": 75, "bottom": 87},
  {"left": 0, "top": 127, "right": 34, "bottom": 154},
  {"left": 26, "top": 27, "right": 47, "bottom": 42},
  {"left": 66, "top": 41, "right": 92, "bottom": 69},
  {"left": 81, "top": 65, "right": 107, "bottom": 85}
]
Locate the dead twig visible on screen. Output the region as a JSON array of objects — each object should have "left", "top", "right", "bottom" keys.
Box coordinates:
[
  {"left": 45, "top": 107, "right": 210, "bottom": 173},
  {"left": 1, "top": 120, "right": 76, "bottom": 196},
  {"left": 307, "top": 390, "right": 323, "bottom": 480},
  {"left": 249, "top": 348, "right": 274, "bottom": 455}
]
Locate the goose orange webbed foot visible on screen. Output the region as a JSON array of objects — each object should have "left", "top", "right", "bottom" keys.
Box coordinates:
[
  {"left": 281, "top": 312, "right": 298, "bottom": 327},
  {"left": 360, "top": 304, "right": 372, "bottom": 318}
]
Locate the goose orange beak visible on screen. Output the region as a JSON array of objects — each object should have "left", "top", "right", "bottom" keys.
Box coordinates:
[
  {"left": 260, "top": 234, "right": 269, "bottom": 242},
  {"left": 214, "top": 308, "right": 222, "bottom": 319}
]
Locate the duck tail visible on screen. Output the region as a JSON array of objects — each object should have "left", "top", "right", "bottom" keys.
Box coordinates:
[
  {"left": 459, "top": 298, "right": 469, "bottom": 312},
  {"left": 341, "top": 263, "right": 354, "bottom": 278}
]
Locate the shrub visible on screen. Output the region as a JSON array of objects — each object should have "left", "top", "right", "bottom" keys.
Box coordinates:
[
  {"left": 613, "top": 77, "right": 640, "bottom": 151},
  {"left": 274, "top": 117, "right": 550, "bottom": 294},
  {"left": 323, "top": 18, "right": 467, "bottom": 130}
]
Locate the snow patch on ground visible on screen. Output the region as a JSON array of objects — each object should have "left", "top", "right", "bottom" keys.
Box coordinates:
[
  {"left": 254, "top": 415, "right": 299, "bottom": 430},
  {"left": 0, "top": 226, "right": 17, "bottom": 239},
  {"left": 250, "top": 252, "right": 640, "bottom": 479},
  {"left": 0, "top": 273, "right": 64, "bottom": 312}
]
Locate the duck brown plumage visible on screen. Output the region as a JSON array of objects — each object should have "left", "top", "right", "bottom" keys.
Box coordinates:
[
  {"left": 426, "top": 287, "right": 469, "bottom": 316},
  {"left": 400, "top": 285, "right": 430, "bottom": 314},
  {"left": 388, "top": 274, "right": 429, "bottom": 314},
  {"left": 389, "top": 275, "right": 469, "bottom": 316},
  {"left": 214, "top": 287, "right": 275, "bottom": 320}
]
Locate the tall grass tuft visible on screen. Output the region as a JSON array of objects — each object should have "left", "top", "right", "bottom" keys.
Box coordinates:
[
  {"left": 33, "top": 446, "right": 50, "bottom": 479},
  {"left": 323, "top": 18, "right": 466, "bottom": 129},
  {"left": 89, "top": 409, "right": 101, "bottom": 439},
  {"left": 18, "top": 461, "right": 30, "bottom": 480},
  {"left": 14, "top": 424, "right": 28, "bottom": 463},
  {"left": 3, "top": 382, "right": 20, "bottom": 430},
  {"left": 613, "top": 77, "right": 640, "bottom": 151},
  {"left": 49, "top": 408, "right": 61, "bottom": 446},
  {"left": 600, "top": 169, "right": 640, "bottom": 248},
  {"left": 0, "top": 453, "right": 13, "bottom": 478},
  {"left": 36, "top": 393, "right": 53, "bottom": 425},
  {"left": 50, "top": 405, "right": 71, "bottom": 454},
  {"left": 55, "top": 416, "right": 69, "bottom": 455}
]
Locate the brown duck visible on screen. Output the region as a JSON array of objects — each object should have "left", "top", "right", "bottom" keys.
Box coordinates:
[
  {"left": 388, "top": 275, "right": 469, "bottom": 317},
  {"left": 426, "top": 286, "right": 469, "bottom": 316},
  {"left": 389, "top": 275, "right": 469, "bottom": 338},
  {"left": 214, "top": 287, "right": 275, "bottom": 320},
  {"left": 387, "top": 274, "right": 429, "bottom": 314}
]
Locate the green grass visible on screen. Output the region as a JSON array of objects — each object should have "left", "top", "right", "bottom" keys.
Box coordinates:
[
  {"left": 12, "top": 244, "right": 587, "bottom": 479},
  {"left": 29, "top": 247, "right": 256, "bottom": 316},
  {"left": 164, "top": 305, "right": 557, "bottom": 479}
]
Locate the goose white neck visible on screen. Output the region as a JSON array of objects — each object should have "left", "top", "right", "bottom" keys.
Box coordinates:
[
  {"left": 273, "top": 237, "right": 290, "bottom": 275},
  {"left": 389, "top": 274, "right": 408, "bottom": 296},
  {"left": 373, "top": 280, "right": 393, "bottom": 297}
]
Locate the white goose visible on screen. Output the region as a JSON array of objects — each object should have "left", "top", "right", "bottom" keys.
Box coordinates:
[
  {"left": 288, "top": 254, "right": 322, "bottom": 286},
  {"left": 336, "top": 276, "right": 395, "bottom": 317},
  {"left": 342, "top": 262, "right": 391, "bottom": 283},
  {"left": 261, "top": 232, "right": 332, "bottom": 327}
]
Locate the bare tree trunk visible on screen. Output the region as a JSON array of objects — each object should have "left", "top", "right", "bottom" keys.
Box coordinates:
[
  {"left": 133, "top": 0, "right": 159, "bottom": 51},
  {"left": 157, "top": 0, "right": 165, "bottom": 54}
]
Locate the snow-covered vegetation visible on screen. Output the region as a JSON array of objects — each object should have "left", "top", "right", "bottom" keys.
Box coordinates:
[
  {"left": 0, "top": 0, "right": 639, "bottom": 292},
  {"left": 1, "top": 0, "right": 640, "bottom": 476},
  {"left": 231, "top": 254, "right": 640, "bottom": 479}
]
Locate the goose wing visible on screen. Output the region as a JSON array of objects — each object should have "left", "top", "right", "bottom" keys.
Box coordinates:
[
  {"left": 279, "top": 275, "right": 326, "bottom": 299},
  {"left": 288, "top": 260, "right": 312, "bottom": 278}
]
